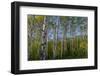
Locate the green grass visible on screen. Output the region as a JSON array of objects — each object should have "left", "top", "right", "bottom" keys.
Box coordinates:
[{"left": 28, "top": 36, "right": 88, "bottom": 60}]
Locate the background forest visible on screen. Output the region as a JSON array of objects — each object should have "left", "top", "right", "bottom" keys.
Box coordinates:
[{"left": 28, "top": 15, "right": 88, "bottom": 60}]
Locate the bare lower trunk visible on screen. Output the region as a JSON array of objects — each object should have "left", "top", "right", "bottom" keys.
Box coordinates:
[
  {"left": 40, "top": 17, "right": 47, "bottom": 60},
  {"left": 61, "top": 39, "right": 63, "bottom": 58},
  {"left": 64, "top": 30, "right": 67, "bottom": 55},
  {"left": 53, "top": 26, "right": 57, "bottom": 59}
]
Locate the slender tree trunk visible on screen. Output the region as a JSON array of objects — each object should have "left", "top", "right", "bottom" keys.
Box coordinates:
[
  {"left": 64, "top": 28, "right": 67, "bottom": 56},
  {"left": 53, "top": 27, "right": 55, "bottom": 59},
  {"left": 56, "top": 17, "right": 60, "bottom": 58},
  {"left": 61, "top": 27, "right": 63, "bottom": 58},
  {"left": 53, "top": 25, "right": 57, "bottom": 59},
  {"left": 69, "top": 22, "right": 72, "bottom": 55},
  {"left": 29, "top": 22, "right": 33, "bottom": 59},
  {"left": 62, "top": 28, "right": 66, "bottom": 58},
  {"left": 52, "top": 27, "right": 55, "bottom": 58},
  {"left": 40, "top": 16, "right": 47, "bottom": 60}
]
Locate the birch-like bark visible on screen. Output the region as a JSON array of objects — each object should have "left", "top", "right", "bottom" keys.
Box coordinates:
[{"left": 40, "top": 16, "right": 47, "bottom": 60}]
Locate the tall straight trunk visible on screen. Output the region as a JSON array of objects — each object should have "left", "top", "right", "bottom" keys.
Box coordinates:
[
  {"left": 40, "top": 16, "right": 47, "bottom": 60},
  {"left": 53, "top": 25, "right": 57, "bottom": 59},
  {"left": 29, "top": 22, "right": 33, "bottom": 59},
  {"left": 62, "top": 29, "right": 66, "bottom": 58},
  {"left": 64, "top": 28, "right": 67, "bottom": 54},
  {"left": 56, "top": 17, "right": 60, "bottom": 58},
  {"left": 72, "top": 27, "right": 77, "bottom": 52},
  {"left": 71, "top": 33, "right": 73, "bottom": 52},
  {"left": 73, "top": 34, "right": 76, "bottom": 51},
  {"left": 62, "top": 21, "right": 68, "bottom": 58},
  {"left": 53, "top": 17, "right": 59, "bottom": 59},
  {"left": 71, "top": 27, "right": 75, "bottom": 53},
  {"left": 40, "top": 25, "right": 42, "bottom": 59},
  {"left": 61, "top": 25, "right": 63, "bottom": 58},
  {"left": 53, "top": 28, "right": 55, "bottom": 59},
  {"left": 60, "top": 34, "right": 63, "bottom": 58},
  {"left": 76, "top": 33, "right": 78, "bottom": 51},
  {"left": 71, "top": 30, "right": 75, "bottom": 52},
  {"left": 69, "top": 21, "right": 72, "bottom": 55}
]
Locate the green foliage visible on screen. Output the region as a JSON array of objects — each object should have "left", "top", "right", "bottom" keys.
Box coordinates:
[
  {"left": 28, "top": 40, "right": 40, "bottom": 60},
  {"left": 34, "top": 16, "right": 45, "bottom": 24},
  {"left": 47, "top": 41, "right": 53, "bottom": 59},
  {"left": 28, "top": 15, "right": 34, "bottom": 26},
  {"left": 56, "top": 41, "right": 62, "bottom": 59},
  {"left": 28, "top": 36, "right": 88, "bottom": 60}
]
